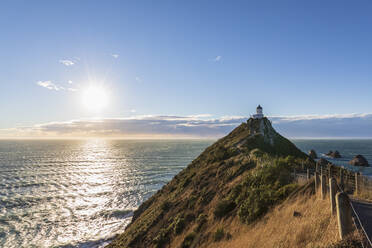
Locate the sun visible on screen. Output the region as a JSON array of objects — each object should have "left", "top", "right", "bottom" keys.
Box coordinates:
[{"left": 82, "top": 85, "right": 109, "bottom": 113}]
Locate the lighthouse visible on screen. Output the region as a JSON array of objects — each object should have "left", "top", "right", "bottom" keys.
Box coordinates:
[{"left": 252, "top": 105, "right": 264, "bottom": 119}]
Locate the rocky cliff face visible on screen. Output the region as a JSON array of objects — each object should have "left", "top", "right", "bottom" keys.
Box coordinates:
[{"left": 108, "top": 117, "right": 311, "bottom": 248}]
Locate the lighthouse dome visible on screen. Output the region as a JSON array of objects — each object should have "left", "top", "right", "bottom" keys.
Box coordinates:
[{"left": 253, "top": 105, "right": 264, "bottom": 119}]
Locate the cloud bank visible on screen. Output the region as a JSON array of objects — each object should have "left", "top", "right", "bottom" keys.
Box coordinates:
[{"left": 2, "top": 114, "right": 372, "bottom": 139}]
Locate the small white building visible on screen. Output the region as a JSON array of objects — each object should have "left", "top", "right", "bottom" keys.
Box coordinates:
[{"left": 252, "top": 105, "right": 264, "bottom": 119}]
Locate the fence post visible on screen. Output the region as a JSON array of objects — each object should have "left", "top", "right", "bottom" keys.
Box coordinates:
[
  {"left": 336, "top": 192, "right": 353, "bottom": 239},
  {"left": 307, "top": 169, "right": 310, "bottom": 181},
  {"left": 330, "top": 178, "right": 337, "bottom": 214},
  {"left": 321, "top": 174, "right": 327, "bottom": 199},
  {"left": 316, "top": 163, "right": 319, "bottom": 174},
  {"left": 328, "top": 164, "right": 332, "bottom": 179},
  {"left": 340, "top": 169, "right": 344, "bottom": 191},
  {"left": 293, "top": 168, "right": 296, "bottom": 178},
  {"left": 355, "top": 173, "right": 359, "bottom": 195},
  {"left": 315, "top": 172, "right": 319, "bottom": 192}
]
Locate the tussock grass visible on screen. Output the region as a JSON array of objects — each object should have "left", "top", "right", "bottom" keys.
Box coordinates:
[
  {"left": 354, "top": 189, "right": 372, "bottom": 202},
  {"left": 210, "top": 192, "right": 340, "bottom": 248}
]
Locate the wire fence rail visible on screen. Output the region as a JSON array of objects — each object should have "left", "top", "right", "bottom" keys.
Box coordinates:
[{"left": 294, "top": 162, "right": 372, "bottom": 248}]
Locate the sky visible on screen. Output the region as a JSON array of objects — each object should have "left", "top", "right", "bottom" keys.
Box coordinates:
[{"left": 1, "top": 0, "right": 372, "bottom": 138}]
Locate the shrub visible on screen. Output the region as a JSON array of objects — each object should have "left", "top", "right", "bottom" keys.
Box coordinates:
[
  {"left": 173, "top": 215, "right": 185, "bottom": 235},
  {"left": 214, "top": 199, "right": 236, "bottom": 218},
  {"left": 238, "top": 187, "right": 275, "bottom": 223},
  {"left": 198, "top": 189, "right": 215, "bottom": 206},
  {"left": 277, "top": 183, "right": 298, "bottom": 199},
  {"left": 250, "top": 148, "right": 264, "bottom": 159},
  {"left": 181, "top": 232, "right": 196, "bottom": 248},
  {"left": 209, "top": 145, "right": 238, "bottom": 162},
  {"left": 195, "top": 214, "right": 207, "bottom": 231},
  {"left": 230, "top": 157, "right": 297, "bottom": 224},
  {"left": 213, "top": 228, "right": 225, "bottom": 242},
  {"left": 187, "top": 195, "right": 197, "bottom": 208},
  {"left": 161, "top": 201, "right": 172, "bottom": 211},
  {"left": 185, "top": 213, "right": 195, "bottom": 222},
  {"left": 196, "top": 214, "right": 207, "bottom": 225},
  {"left": 154, "top": 228, "right": 170, "bottom": 248}
]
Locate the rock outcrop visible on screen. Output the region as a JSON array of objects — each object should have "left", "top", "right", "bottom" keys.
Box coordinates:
[
  {"left": 326, "top": 150, "right": 341, "bottom": 158},
  {"left": 107, "top": 117, "right": 311, "bottom": 248},
  {"left": 349, "top": 155, "right": 369, "bottom": 167},
  {"left": 309, "top": 149, "right": 318, "bottom": 159}
]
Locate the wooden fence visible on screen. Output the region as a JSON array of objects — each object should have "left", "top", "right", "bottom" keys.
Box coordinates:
[{"left": 294, "top": 163, "right": 372, "bottom": 248}]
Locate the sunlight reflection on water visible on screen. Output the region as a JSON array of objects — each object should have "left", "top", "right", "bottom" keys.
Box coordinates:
[{"left": 0, "top": 139, "right": 212, "bottom": 248}]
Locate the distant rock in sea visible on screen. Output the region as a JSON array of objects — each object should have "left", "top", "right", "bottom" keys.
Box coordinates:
[
  {"left": 326, "top": 150, "right": 341, "bottom": 158},
  {"left": 308, "top": 149, "right": 317, "bottom": 159},
  {"left": 349, "top": 155, "right": 369, "bottom": 167}
]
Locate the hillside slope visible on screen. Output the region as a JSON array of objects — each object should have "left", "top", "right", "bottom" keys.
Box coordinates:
[
  {"left": 108, "top": 117, "right": 312, "bottom": 248},
  {"left": 212, "top": 181, "right": 340, "bottom": 248}
]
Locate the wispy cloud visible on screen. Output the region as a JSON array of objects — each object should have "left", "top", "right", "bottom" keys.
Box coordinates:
[
  {"left": 135, "top": 77, "right": 142, "bottom": 82},
  {"left": 112, "top": 54, "right": 119, "bottom": 59},
  {"left": 36, "top": 81, "right": 78, "bottom": 92},
  {"left": 3, "top": 113, "right": 372, "bottom": 139},
  {"left": 59, "top": 60, "right": 75, "bottom": 66},
  {"left": 214, "top": 55, "right": 222, "bottom": 62},
  {"left": 36, "top": 81, "right": 63, "bottom": 91},
  {"left": 68, "top": 80, "right": 73, "bottom": 84}
]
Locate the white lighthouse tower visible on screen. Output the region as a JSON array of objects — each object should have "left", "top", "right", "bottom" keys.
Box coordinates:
[{"left": 252, "top": 105, "right": 264, "bottom": 119}]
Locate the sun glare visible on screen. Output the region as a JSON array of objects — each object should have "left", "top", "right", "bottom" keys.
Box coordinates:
[{"left": 82, "top": 86, "right": 109, "bottom": 113}]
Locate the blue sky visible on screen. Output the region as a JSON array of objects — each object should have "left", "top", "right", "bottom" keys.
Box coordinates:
[{"left": 1, "top": 1, "right": 372, "bottom": 138}]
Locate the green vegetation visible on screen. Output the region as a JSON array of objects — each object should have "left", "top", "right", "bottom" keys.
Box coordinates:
[
  {"left": 213, "top": 227, "right": 225, "bottom": 242},
  {"left": 172, "top": 215, "right": 185, "bottom": 235},
  {"left": 214, "top": 199, "right": 236, "bottom": 218},
  {"left": 195, "top": 214, "right": 207, "bottom": 232},
  {"left": 153, "top": 228, "right": 170, "bottom": 248},
  {"left": 230, "top": 156, "right": 299, "bottom": 224},
  {"left": 181, "top": 232, "right": 196, "bottom": 248},
  {"left": 160, "top": 201, "right": 172, "bottom": 211},
  {"left": 213, "top": 227, "right": 231, "bottom": 242}
]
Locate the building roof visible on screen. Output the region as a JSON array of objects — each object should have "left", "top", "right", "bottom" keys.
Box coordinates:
[{"left": 257, "top": 105, "right": 262, "bottom": 109}]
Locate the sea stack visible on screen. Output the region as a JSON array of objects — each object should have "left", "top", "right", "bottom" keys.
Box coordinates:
[
  {"left": 349, "top": 155, "right": 369, "bottom": 167},
  {"left": 326, "top": 150, "right": 341, "bottom": 158}
]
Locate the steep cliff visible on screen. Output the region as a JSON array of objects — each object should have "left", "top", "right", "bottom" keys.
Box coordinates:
[{"left": 108, "top": 117, "right": 312, "bottom": 248}]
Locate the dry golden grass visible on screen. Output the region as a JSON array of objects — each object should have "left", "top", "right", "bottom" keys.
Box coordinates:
[
  {"left": 354, "top": 188, "right": 372, "bottom": 202},
  {"left": 206, "top": 192, "right": 340, "bottom": 248}
]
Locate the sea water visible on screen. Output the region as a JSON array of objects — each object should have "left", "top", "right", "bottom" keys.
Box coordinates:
[
  {"left": 292, "top": 139, "right": 372, "bottom": 175},
  {"left": 0, "top": 140, "right": 212, "bottom": 248},
  {"left": 1, "top": 139, "right": 372, "bottom": 247}
]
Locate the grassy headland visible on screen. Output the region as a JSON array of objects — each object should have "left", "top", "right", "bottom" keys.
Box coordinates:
[{"left": 107, "top": 118, "right": 354, "bottom": 248}]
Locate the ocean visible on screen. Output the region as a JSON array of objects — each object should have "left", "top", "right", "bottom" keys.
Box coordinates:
[
  {"left": 0, "top": 139, "right": 372, "bottom": 247},
  {"left": 0, "top": 140, "right": 212, "bottom": 248},
  {"left": 292, "top": 139, "right": 372, "bottom": 175}
]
